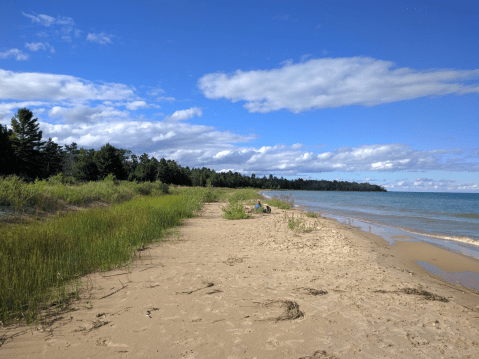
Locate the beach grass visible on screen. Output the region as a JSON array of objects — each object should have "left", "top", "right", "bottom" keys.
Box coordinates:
[
  {"left": 0, "top": 186, "right": 212, "bottom": 325},
  {"left": 265, "top": 193, "right": 294, "bottom": 209},
  {"left": 221, "top": 201, "right": 252, "bottom": 220},
  {"left": 0, "top": 174, "right": 169, "bottom": 215},
  {"left": 285, "top": 212, "right": 318, "bottom": 233}
]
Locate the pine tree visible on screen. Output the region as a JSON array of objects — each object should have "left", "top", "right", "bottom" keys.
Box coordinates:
[
  {"left": 9, "top": 108, "right": 45, "bottom": 180},
  {"left": 94, "top": 143, "right": 125, "bottom": 180},
  {"left": 40, "top": 138, "right": 65, "bottom": 179},
  {"left": 0, "top": 124, "right": 15, "bottom": 176}
]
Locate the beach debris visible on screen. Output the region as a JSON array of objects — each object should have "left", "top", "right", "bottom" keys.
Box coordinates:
[
  {"left": 258, "top": 300, "right": 304, "bottom": 322},
  {"left": 293, "top": 287, "right": 328, "bottom": 296},
  {"left": 299, "top": 349, "right": 340, "bottom": 358},
  {"left": 401, "top": 288, "right": 449, "bottom": 302},
  {"left": 89, "top": 320, "right": 110, "bottom": 332},
  {"left": 206, "top": 289, "right": 223, "bottom": 295},
  {"left": 100, "top": 285, "right": 128, "bottom": 299},
  {"left": 176, "top": 282, "right": 214, "bottom": 295},
  {"left": 224, "top": 256, "right": 244, "bottom": 266},
  {"left": 75, "top": 320, "right": 110, "bottom": 333},
  {"left": 374, "top": 287, "right": 448, "bottom": 301},
  {"left": 146, "top": 307, "right": 159, "bottom": 317}
]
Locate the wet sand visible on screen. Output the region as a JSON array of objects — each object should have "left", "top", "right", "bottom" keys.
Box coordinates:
[{"left": 1, "top": 202, "right": 479, "bottom": 358}]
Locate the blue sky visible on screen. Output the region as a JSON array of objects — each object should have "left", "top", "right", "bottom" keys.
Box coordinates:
[{"left": 1, "top": 0, "right": 478, "bottom": 192}]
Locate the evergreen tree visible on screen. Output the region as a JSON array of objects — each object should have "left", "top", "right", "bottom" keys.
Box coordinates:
[
  {"left": 157, "top": 158, "right": 172, "bottom": 184},
  {"left": 0, "top": 124, "right": 15, "bottom": 176},
  {"left": 73, "top": 148, "right": 99, "bottom": 181},
  {"left": 94, "top": 143, "right": 125, "bottom": 180},
  {"left": 9, "top": 108, "right": 45, "bottom": 180},
  {"left": 40, "top": 138, "right": 64, "bottom": 179},
  {"left": 63, "top": 142, "right": 80, "bottom": 178}
]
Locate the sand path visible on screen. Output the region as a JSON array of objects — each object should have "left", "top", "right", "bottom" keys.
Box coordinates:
[{"left": 1, "top": 202, "right": 479, "bottom": 358}]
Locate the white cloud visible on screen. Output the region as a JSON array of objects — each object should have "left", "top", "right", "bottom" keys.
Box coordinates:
[
  {"left": 23, "top": 12, "right": 74, "bottom": 27},
  {"left": 24, "top": 42, "right": 55, "bottom": 53},
  {"left": 48, "top": 105, "right": 129, "bottom": 124},
  {"left": 157, "top": 96, "right": 176, "bottom": 102},
  {"left": 0, "top": 69, "right": 135, "bottom": 101},
  {"left": 125, "top": 100, "right": 152, "bottom": 111},
  {"left": 23, "top": 12, "right": 56, "bottom": 26},
  {"left": 86, "top": 33, "right": 113, "bottom": 45},
  {"left": 167, "top": 107, "right": 202, "bottom": 121},
  {"left": 198, "top": 57, "right": 479, "bottom": 113},
  {"left": 56, "top": 16, "right": 75, "bottom": 26},
  {"left": 0, "top": 49, "right": 28, "bottom": 61},
  {"left": 25, "top": 42, "right": 46, "bottom": 51},
  {"left": 383, "top": 177, "right": 479, "bottom": 193}
]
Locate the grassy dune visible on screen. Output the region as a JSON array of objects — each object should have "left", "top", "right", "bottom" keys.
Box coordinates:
[{"left": 0, "top": 181, "right": 232, "bottom": 325}]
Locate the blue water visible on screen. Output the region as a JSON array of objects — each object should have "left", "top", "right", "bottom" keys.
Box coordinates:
[{"left": 261, "top": 191, "right": 479, "bottom": 260}]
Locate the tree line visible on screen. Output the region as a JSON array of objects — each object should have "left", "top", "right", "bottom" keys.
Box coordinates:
[{"left": 1, "top": 108, "right": 386, "bottom": 192}]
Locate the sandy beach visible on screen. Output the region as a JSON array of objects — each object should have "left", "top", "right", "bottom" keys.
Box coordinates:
[{"left": 1, "top": 202, "right": 479, "bottom": 358}]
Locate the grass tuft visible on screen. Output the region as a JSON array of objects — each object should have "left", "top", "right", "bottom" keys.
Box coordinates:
[{"left": 222, "top": 201, "right": 252, "bottom": 220}]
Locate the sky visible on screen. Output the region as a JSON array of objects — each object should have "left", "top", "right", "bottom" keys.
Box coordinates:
[{"left": 1, "top": 0, "right": 478, "bottom": 192}]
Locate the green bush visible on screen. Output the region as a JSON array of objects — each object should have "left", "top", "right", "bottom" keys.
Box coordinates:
[{"left": 222, "top": 201, "right": 252, "bottom": 220}]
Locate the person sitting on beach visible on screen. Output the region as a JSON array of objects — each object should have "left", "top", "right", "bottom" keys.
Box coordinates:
[{"left": 255, "top": 200, "right": 262, "bottom": 212}]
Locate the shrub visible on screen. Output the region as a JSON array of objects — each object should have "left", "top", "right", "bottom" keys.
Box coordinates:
[{"left": 222, "top": 201, "right": 252, "bottom": 220}]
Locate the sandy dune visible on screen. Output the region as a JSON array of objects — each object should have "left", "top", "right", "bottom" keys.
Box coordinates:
[{"left": 1, "top": 202, "right": 479, "bottom": 358}]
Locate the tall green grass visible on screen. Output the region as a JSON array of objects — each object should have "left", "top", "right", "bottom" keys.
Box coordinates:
[
  {"left": 0, "top": 188, "right": 207, "bottom": 325},
  {"left": 265, "top": 193, "right": 295, "bottom": 209},
  {"left": 0, "top": 174, "right": 169, "bottom": 213}
]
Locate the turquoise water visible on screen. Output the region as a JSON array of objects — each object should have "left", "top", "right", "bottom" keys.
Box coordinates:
[{"left": 261, "top": 191, "right": 479, "bottom": 260}]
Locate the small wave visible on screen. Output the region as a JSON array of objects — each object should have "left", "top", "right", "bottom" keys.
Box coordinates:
[
  {"left": 395, "top": 226, "right": 479, "bottom": 247},
  {"left": 454, "top": 213, "right": 479, "bottom": 219}
]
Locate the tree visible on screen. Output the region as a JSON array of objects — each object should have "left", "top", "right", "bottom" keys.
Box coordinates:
[
  {"left": 9, "top": 108, "right": 46, "bottom": 180},
  {"left": 63, "top": 142, "right": 80, "bottom": 177},
  {"left": 0, "top": 124, "right": 15, "bottom": 176},
  {"left": 157, "top": 158, "right": 172, "bottom": 184},
  {"left": 94, "top": 143, "right": 125, "bottom": 180},
  {"left": 40, "top": 138, "right": 64, "bottom": 179},
  {"left": 73, "top": 148, "right": 99, "bottom": 182}
]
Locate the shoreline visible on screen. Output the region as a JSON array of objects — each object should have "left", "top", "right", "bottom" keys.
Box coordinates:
[
  {"left": 1, "top": 201, "right": 479, "bottom": 358},
  {"left": 280, "top": 195, "right": 479, "bottom": 291}
]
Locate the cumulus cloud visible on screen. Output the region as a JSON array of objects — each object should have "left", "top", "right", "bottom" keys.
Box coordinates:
[
  {"left": 125, "top": 101, "right": 154, "bottom": 111},
  {"left": 0, "top": 69, "right": 135, "bottom": 101},
  {"left": 25, "top": 42, "right": 46, "bottom": 51},
  {"left": 25, "top": 42, "right": 55, "bottom": 53},
  {"left": 384, "top": 177, "right": 479, "bottom": 193},
  {"left": 23, "top": 12, "right": 56, "bottom": 26},
  {"left": 0, "top": 49, "right": 28, "bottom": 61},
  {"left": 48, "top": 105, "right": 129, "bottom": 124},
  {"left": 198, "top": 57, "right": 479, "bottom": 113},
  {"left": 167, "top": 107, "right": 202, "bottom": 121},
  {"left": 86, "top": 33, "right": 113, "bottom": 45},
  {"left": 23, "top": 12, "right": 74, "bottom": 27}
]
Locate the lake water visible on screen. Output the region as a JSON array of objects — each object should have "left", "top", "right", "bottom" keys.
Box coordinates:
[{"left": 260, "top": 190, "right": 479, "bottom": 262}]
